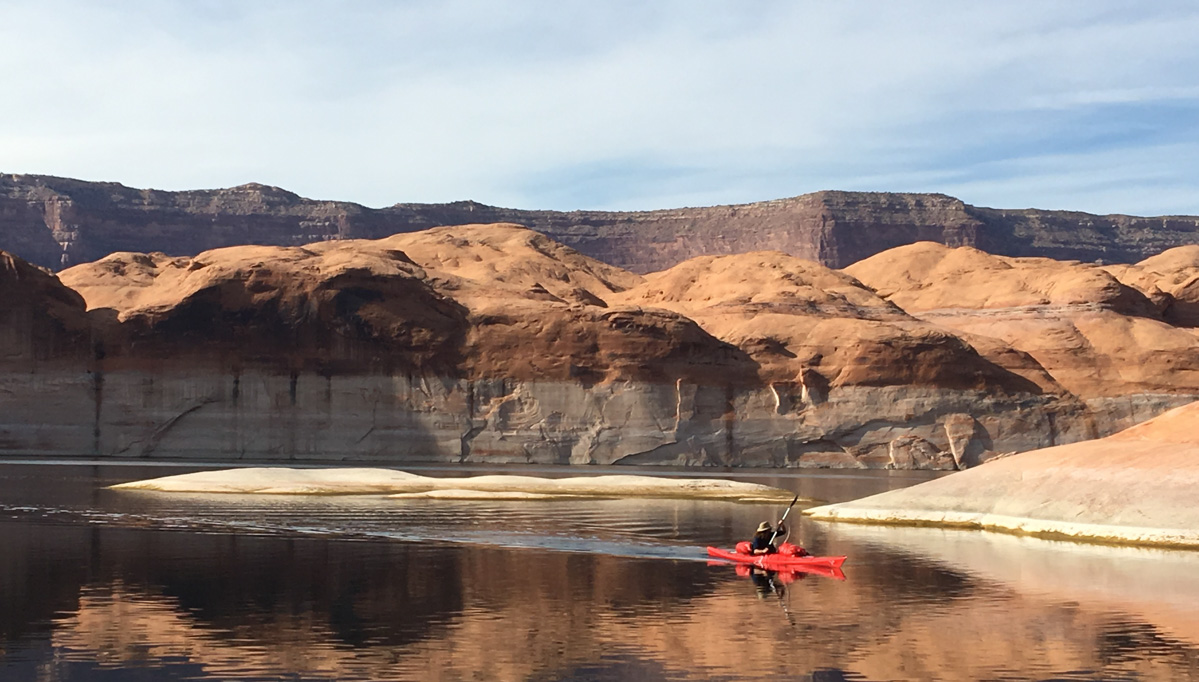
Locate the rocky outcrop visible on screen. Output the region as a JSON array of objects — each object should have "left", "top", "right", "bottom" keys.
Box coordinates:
[
  {"left": 1103, "top": 245, "right": 1199, "bottom": 328},
  {"left": 605, "top": 250, "right": 1085, "bottom": 469},
  {"left": 0, "top": 253, "right": 98, "bottom": 454},
  {"left": 844, "top": 242, "right": 1199, "bottom": 430},
  {"left": 0, "top": 251, "right": 93, "bottom": 363},
  {"left": 4, "top": 174, "right": 1199, "bottom": 273},
  {"left": 61, "top": 245, "right": 469, "bottom": 373},
  {"left": 3, "top": 225, "right": 1098, "bottom": 468},
  {"left": 807, "top": 401, "right": 1199, "bottom": 550},
  {"left": 968, "top": 206, "right": 1199, "bottom": 265},
  {"left": 46, "top": 226, "right": 757, "bottom": 464},
  {"left": 611, "top": 250, "right": 1050, "bottom": 391},
  {"left": 0, "top": 176, "right": 393, "bottom": 270}
]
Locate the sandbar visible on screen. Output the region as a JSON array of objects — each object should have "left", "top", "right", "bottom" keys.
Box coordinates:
[{"left": 110, "top": 467, "right": 797, "bottom": 502}]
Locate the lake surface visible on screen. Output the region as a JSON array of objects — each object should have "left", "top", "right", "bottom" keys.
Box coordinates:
[{"left": 2, "top": 462, "right": 1198, "bottom": 681}]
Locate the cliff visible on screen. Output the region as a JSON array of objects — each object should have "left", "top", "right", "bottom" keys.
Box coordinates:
[
  {"left": 3, "top": 224, "right": 1106, "bottom": 468},
  {"left": 0, "top": 251, "right": 93, "bottom": 362},
  {"left": 4, "top": 223, "right": 1196, "bottom": 467},
  {"left": 844, "top": 242, "right": 1199, "bottom": 430},
  {"left": 4, "top": 174, "right": 1199, "bottom": 273}
]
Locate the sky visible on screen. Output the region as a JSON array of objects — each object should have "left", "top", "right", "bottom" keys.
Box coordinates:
[{"left": 2, "top": 1, "right": 1198, "bottom": 215}]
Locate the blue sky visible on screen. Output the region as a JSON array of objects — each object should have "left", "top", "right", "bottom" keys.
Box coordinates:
[{"left": 3, "top": 1, "right": 1198, "bottom": 215}]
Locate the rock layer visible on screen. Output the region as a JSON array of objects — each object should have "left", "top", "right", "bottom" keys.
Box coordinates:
[
  {"left": 4, "top": 174, "right": 1199, "bottom": 273},
  {"left": 844, "top": 242, "right": 1199, "bottom": 430}
]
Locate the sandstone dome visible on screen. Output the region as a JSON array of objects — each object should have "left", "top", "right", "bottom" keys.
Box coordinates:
[
  {"left": 844, "top": 242, "right": 1199, "bottom": 404},
  {"left": 1104, "top": 245, "right": 1199, "bottom": 328},
  {"left": 58, "top": 226, "right": 753, "bottom": 384},
  {"left": 615, "top": 250, "right": 1050, "bottom": 393}
]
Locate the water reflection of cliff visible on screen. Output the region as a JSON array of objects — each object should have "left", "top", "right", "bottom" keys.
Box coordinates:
[
  {"left": 4, "top": 521, "right": 1199, "bottom": 680},
  {"left": 823, "top": 523, "right": 1199, "bottom": 647}
]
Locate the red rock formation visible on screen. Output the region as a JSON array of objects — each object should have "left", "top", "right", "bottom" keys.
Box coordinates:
[
  {"left": 5, "top": 174, "right": 1199, "bottom": 274},
  {"left": 844, "top": 242, "right": 1199, "bottom": 430},
  {"left": 1104, "top": 245, "right": 1199, "bottom": 327},
  {"left": 1, "top": 175, "right": 392, "bottom": 271},
  {"left": 376, "top": 225, "right": 754, "bottom": 385},
  {"left": 0, "top": 227, "right": 1182, "bottom": 467},
  {"left": 612, "top": 250, "right": 1051, "bottom": 394},
  {"left": 59, "top": 226, "right": 753, "bottom": 384},
  {"left": 61, "top": 245, "right": 469, "bottom": 374},
  {"left": 0, "top": 251, "right": 92, "bottom": 363}
]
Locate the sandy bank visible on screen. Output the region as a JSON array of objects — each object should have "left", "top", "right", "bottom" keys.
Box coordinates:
[
  {"left": 806, "top": 401, "right": 1199, "bottom": 549},
  {"left": 110, "top": 467, "right": 796, "bottom": 502}
]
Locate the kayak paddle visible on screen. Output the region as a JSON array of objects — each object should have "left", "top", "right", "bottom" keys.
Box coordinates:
[{"left": 768, "top": 494, "right": 800, "bottom": 546}]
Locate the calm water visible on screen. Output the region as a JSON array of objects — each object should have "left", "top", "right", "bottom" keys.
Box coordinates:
[{"left": 2, "top": 463, "right": 1198, "bottom": 681}]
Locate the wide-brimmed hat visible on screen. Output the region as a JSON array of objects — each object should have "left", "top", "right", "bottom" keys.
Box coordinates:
[{"left": 756, "top": 521, "right": 772, "bottom": 533}]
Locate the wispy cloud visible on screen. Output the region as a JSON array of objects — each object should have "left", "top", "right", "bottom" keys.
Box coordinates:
[{"left": 1, "top": 1, "right": 1197, "bottom": 215}]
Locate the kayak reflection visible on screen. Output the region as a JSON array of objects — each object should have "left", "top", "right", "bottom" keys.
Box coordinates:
[
  {"left": 707, "top": 559, "right": 847, "bottom": 583},
  {"left": 705, "top": 545, "right": 848, "bottom": 577}
]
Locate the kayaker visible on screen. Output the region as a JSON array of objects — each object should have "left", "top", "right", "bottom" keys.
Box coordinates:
[{"left": 749, "top": 520, "right": 787, "bottom": 555}]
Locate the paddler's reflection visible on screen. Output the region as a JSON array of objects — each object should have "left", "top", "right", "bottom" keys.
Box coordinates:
[
  {"left": 750, "top": 568, "right": 780, "bottom": 600},
  {"left": 735, "top": 564, "right": 803, "bottom": 599}
]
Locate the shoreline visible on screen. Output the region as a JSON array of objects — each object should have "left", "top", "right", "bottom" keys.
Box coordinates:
[
  {"left": 805, "top": 506, "right": 1199, "bottom": 551},
  {"left": 804, "top": 400, "right": 1199, "bottom": 552}
]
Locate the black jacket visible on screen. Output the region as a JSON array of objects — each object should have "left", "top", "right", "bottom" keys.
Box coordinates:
[{"left": 749, "top": 524, "right": 786, "bottom": 553}]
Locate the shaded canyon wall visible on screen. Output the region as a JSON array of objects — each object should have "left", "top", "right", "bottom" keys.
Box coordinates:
[{"left": 1, "top": 366, "right": 1080, "bottom": 468}]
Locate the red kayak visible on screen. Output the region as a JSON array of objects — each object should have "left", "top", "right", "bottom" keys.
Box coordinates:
[
  {"left": 706, "top": 545, "right": 847, "bottom": 571},
  {"left": 711, "top": 561, "right": 846, "bottom": 582}
]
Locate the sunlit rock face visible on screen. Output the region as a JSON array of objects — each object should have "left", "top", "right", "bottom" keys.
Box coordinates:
[
  {"left": 46, "top": 226, "right": 756, "bottom": 465},
  {"left": 1103, "top": 245, "right": 1199, "bottom": 328},
  {"left": 808, "top": 401, "right": 1199, "bottom": 549},
  {"left": 62, "top": 244, "right": 470, "bottom": 374},
  {"left": 845, "top": 242, "right": 1199, "bottom": 432},
  {"left": 0, "top": 226, "right": 1183, "bottom": 467},
  {"left": 608, "top": 250, "right": 1080, "bottom": 468},
  {"left": 611, "top": 250, "right": 1053, "bottom": 391}
]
